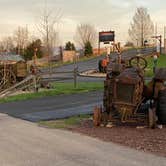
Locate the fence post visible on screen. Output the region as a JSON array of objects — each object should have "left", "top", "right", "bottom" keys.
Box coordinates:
[
  {"left": 33, "top": 75, "right": 38, "bottom": 92},
  {"left": 74, "top": 67, "right": 78, "bottom": 88}
]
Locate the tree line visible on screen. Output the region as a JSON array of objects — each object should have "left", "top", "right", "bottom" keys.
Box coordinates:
[{"left": 0, "top": 6, "right": 155, "bottom": 60}]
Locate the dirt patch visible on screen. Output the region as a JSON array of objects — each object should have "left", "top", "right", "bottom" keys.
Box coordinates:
[{"left": 71, "top": 120, "right": 166, "bottom": 157}]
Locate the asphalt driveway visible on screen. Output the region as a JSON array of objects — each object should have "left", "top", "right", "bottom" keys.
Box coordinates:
[{"left": 0, "top": 91, "right": 103, "bottom": 122}]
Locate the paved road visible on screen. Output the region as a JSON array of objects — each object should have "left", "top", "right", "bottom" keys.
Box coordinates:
[
  {"left": 54, "top": 48, "right": 155, "bottom": 72},
  {"left": 0, "top": 113, "right": 165, "bottom": 166},
  {"left": 41, "top": 48, "right": 155, "bottom": 82},
  {"left": 0, "top": 91, "right": 103, "bottom": 122}
]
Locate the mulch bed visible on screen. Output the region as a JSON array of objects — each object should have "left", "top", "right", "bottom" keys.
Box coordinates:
[{"left": 70, "top": 120, "right": 166, "bottom": 157}]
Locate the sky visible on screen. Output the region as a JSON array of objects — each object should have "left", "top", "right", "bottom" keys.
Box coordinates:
[{"left": 0, "top": 0, "right": 166, "bottom": 46}]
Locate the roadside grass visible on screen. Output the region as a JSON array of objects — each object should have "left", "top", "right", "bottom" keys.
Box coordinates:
[
  {"left": 145, "top": 54, "right": 166, "bottom": 77},
  {"left": 38, "top": 114, "right": 91, "bottom": 129},
  {"left": 0, "top": 82, "right": 103, "bottom": 103}
]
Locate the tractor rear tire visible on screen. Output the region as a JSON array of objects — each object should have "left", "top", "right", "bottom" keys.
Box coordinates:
[
  {"left": 98, "top": 60, "right": 102, "bottom": 73},
  {"left": 157, "top": 89, "right": 166, "bottom": 124}
]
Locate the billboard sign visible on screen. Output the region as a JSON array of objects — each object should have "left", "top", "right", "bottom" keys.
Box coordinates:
[{"left": 99, "top": 31, "right": 115, "bottom": 42}]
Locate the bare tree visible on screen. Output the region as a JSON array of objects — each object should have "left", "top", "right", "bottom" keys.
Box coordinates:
[
  {"left": 0, "top": 37, "right": 15, "bottom": 53},
  {"left": 128, "top": 7, "right": 154, "bottom": 47},
  {"left": 75, "top": 24, "right": 97, "bottom": 48},
  {"left": 36, "top": 3, "right": 62, "bottom": 57},
  {"left": 14, "top": 26, "right": 29, "bottom": 55}
]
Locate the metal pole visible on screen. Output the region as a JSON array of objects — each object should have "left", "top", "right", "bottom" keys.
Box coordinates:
[
  {"left": 98, "top": 41, "right": 100, "bottom": 55},
  {"left": 160, "top": 35, "right": 162, "bottom": 55}
]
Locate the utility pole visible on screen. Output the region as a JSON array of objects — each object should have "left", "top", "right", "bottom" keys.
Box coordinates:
[
  {"left": 155, "top": 23, "right": 158, "bottom": 46},
  {"left": 164, "top": 26, "right": 166, "bottom": 54},
  {"left": 34, "top": 48, "right": 38, "bottom": 66}
]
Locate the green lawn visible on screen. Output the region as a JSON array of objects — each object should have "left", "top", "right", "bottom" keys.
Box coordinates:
[
  {"left": 145, "top": 54, "right": 166, "bottom": 77},
  {"left": 39, "top": 114, "right": 91, "bottom": 129},
  {"left": 0, "top": 82, "right": 103, "bottom": 103}
]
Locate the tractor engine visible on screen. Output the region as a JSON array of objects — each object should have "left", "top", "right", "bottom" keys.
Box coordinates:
[{"left": 112, "top": 68, "right": 144, "bottom": 121}]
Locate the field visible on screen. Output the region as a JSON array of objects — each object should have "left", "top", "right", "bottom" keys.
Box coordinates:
[{"left": 145, "top": 54, "right": 166, "bottom": 77}]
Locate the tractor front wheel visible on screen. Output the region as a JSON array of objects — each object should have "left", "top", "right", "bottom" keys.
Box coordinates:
[{"left": 93, "top": 106, "right": 102, "bottom": 126}]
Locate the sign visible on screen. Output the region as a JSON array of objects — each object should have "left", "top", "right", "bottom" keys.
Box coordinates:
[{"left": 99, "top": 31, "right": 115, "bottom": 42}]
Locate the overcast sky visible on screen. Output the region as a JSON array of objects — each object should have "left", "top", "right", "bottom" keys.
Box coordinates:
[{"left": 0, "top": 0, "right": 166, "bottom": 45}]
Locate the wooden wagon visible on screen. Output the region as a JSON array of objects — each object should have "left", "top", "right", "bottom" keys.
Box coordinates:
[{"left": 0, "top": 60, "right": 27, "bottom": 91}]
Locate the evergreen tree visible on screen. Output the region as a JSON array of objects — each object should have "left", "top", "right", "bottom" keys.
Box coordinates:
[
  {"left": 84, "top": 41, "right": 93, "bottom": 56},
  {"left": 24, "top": 39, "right": 43, "bottom": 60},
  {"left": 65, "top": 41, "right": 76, "bottom": 51}
]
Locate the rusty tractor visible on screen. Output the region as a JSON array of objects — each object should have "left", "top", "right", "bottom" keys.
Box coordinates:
[{"left": 94, "top": 54, "right": 166, "bottom": 128}]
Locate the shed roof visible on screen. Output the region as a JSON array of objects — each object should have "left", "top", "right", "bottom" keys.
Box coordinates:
[{"left": 0, "top": 54, "right": 25, "bottom": 62}]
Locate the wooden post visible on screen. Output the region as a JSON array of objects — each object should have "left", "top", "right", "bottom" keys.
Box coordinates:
[
  {"left": 33, "top": 75, "right": 38, "bottom": 93},
  {"left": 74, "top": 67, "right": 78, "bottom": 88},
  {"left": 73, "top": 52, "right": 78, "bottom": 88},
  {"left": 33, "top": 75, "right": 36, "bottom": 92}
]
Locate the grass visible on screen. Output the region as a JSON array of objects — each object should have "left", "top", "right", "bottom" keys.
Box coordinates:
[
  {"left": 38, "top": 114, "right": 91, "bottom": 129},
  {"left": 0, "top": 82, "right": 103, "bottom": 103},
  {"left": 145, "top": 54, "right": 166, "bottom": 77}
]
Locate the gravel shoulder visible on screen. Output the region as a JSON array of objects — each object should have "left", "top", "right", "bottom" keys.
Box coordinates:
[{"left": 71, "top": 120, "right": 166, "bottom": 157}]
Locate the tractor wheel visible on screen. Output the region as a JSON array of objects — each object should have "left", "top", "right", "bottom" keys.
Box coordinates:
[
  {"left": 157, "top": 89, "right": 166, "bottom": 124},
  {"left": 0, "top": 69, "right": 16, "bottom": 90},
  {"left": 129, "top": 56, "right": 147, "bottom": 70},
  {"left": 148, "top": 108, "right": 156, "bottom": 129},
  {"left": 93, "top": 106, "right": 102, "bottom": 126},
  {"left": 98, "top": 60, "right": 103, "bottom": 73}
]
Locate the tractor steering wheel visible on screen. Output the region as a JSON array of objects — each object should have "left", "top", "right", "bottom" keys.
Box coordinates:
[{"left": 129, "top": 56, "right": 147, "bottom": 70}]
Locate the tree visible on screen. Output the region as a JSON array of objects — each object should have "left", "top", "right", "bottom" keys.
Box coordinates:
[
  {"left": 36, "top": 3, "right": 62, "bottom": 57},
  {"left": 14, "top": 26, "right": 29, "bottom": 55},
  {"left": 75, "top": 24, "right": 97, "bottom": 48},
  {"left": 65, "top": 41, "right": 76, "bottom": 51},
  {"left": 24, "top": 39, "right": 43, "bottom": 60},
  {"left": 128, "top": 7, "right": 154, "bottom": 47},
  {"left": 84, "top": 41, "right": 93, "bottom": 56},
  {"left": 0, "top": 37, "right": 15, "bottom": 53},
  {"left": 124, "top": 41, "right": 134, "bottom": 47}
]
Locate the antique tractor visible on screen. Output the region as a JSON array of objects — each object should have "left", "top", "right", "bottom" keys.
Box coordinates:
[{"left": 93, "top": 55, "right": 166, "bottom": 127}]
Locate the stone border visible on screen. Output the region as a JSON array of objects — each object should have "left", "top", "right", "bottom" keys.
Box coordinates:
[{"left": 79, "top": 69, "right": 106, "bottom": 78}]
